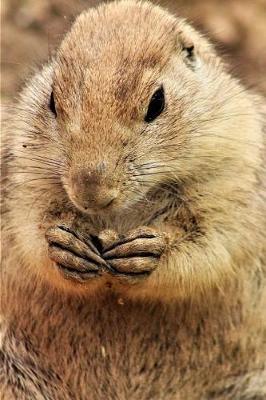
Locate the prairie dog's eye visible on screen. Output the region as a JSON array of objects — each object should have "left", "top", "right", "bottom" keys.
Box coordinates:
[
  {"left": 49, "top": 91, "right": 57, "bottom": 117},
  {"left": 145, "top": 86, "right": 165, "bottom": 123}
]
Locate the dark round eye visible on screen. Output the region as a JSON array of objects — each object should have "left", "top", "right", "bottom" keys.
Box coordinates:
[
  {"left": 49, "top": 91, "right": 57, "bottom": 117},
  {"left": 145, "top": 86, "right": 165, "bottom": 123}
]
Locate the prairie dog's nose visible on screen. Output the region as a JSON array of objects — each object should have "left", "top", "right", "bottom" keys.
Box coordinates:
[
  {"left": 75, "top": 162, "right": 107, "bottom": 185},
  {"left": 70, "top": 166, "right": 118, "bottom": 211}
]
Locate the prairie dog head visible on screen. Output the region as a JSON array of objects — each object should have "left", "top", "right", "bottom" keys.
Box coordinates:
[
  {"left": 14, "top": 0, "right": 259, "bottom": 216},
  {"left": 41, "top": 0, "right": 260, "bottom": 217},
  {"left": 51, "top": 1, "right": 222, "bottom": 215},
  {"left": 6, "top": 0, "right": 263, "bottom": 294}
]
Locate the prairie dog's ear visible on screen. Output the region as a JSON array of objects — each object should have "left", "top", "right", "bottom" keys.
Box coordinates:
[{"left": 176, "top": 19, "right": 221, "bottom": 69}]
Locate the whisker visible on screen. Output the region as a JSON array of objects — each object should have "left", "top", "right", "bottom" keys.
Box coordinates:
[
  {"left": 11, "top": 156, "right": 65, "bottom": 170},
  {"left": 131, "top": 170, "right": 177, "bottom": 177},
  {"left": 10, "top": 177, "right": 62, "bottom": 191}
]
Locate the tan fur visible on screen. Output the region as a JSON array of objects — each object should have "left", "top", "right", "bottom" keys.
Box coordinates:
[{"left": 1, "top": 1, "right": 266, "bottom": 399}]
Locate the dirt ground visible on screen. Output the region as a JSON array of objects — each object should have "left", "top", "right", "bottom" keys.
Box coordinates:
[{"left": 1, "top": 0, "right": 266, "bottom": 101}]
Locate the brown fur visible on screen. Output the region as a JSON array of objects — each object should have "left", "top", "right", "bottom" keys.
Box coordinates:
[{"left": 1, "top": 1, "right": 266, "bottom": 399}]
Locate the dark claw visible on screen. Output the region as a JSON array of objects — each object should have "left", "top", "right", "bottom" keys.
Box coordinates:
[
  {"left": 46, "top": 225, "right": 107, "bottom": 282},
  {"left": 57, "top": 225, "right": 101, "bottom": 256},
  {"left": 101, "top": 228, "right": 165, "bottom": 278}
]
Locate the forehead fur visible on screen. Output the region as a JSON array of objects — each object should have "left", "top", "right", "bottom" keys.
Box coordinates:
[
  {"left": 60, "top": 0, "right": 178, "bottom": 66},
  {"left": 54, "top": 1, "right": 179, "bottom": 118}
]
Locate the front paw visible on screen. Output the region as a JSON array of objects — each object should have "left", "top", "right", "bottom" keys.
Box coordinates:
[
  {"left": 45, "top": 225, "right": 108, "bottom": 283},
  {"left": 102, "top": 227, "right": 167, "bottom": 280}
]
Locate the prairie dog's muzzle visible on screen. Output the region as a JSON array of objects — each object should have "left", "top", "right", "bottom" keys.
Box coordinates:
[{"left": 68, "top": 164, "right": 119, "bottom": 213}]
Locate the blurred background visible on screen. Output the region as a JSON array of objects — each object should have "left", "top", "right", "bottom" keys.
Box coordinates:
[{"left": 1, "top": 0, "right": 266, "bottom": 102}]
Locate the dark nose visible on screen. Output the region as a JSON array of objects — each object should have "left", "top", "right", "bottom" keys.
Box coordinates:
[{"left": 70, "top": 167, "right": 118, "bottom": 211}]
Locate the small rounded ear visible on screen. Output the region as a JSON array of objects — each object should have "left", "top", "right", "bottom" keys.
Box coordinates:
[
  {"left": 180, "top": 36, "right": 196, "bottom": 69},
  {"left": 176, "top": 19, "right": 221, "bottom": 69}
]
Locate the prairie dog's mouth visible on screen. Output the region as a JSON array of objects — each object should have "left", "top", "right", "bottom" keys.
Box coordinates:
[
  {"left": 62, "top": 177, "right": 121, "bottom": 216},
  {"left": 68, "top": 197, "right": 117, "bottom": 216},
  {"left": 80, "top": 196, "right": 117, "bottom": 214},
  {"left": 62, "top": 173, "right": 170, "bottom": 221}
]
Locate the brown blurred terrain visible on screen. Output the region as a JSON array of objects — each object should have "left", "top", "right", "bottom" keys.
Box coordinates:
[{"left": 1, "top": 0, "right": 266, "bottom": 101}]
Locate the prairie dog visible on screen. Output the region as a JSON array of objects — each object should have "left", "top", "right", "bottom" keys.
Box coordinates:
[{"left": 1, "top": 1, "right": 265, "bottom": 399}]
